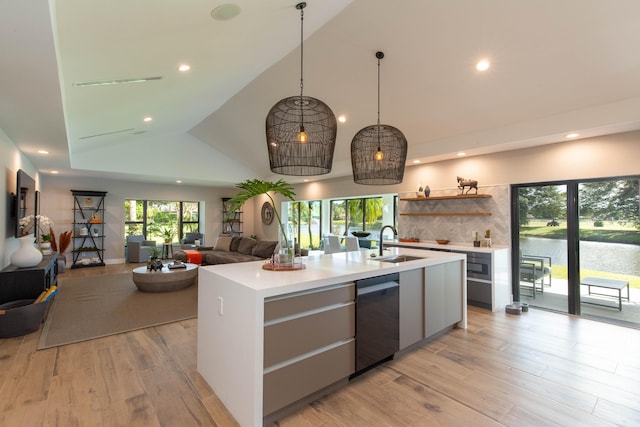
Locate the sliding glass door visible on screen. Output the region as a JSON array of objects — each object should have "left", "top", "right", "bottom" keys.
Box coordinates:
[
  {"left": 515, "top": 184, "right": 569, "bottom": 313},
  {"left": 513, "top": 176, "right": 640, "bottom": 325},
  {"left": 578, "top": 179, "right": 640, "bottom": 324}
]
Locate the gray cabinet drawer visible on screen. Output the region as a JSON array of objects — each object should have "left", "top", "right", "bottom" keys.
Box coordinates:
[
  {"left": 264, "top": 304, "right": 355, "bottom": 367},
  {"left": 467, "top": 279, "right": 491, "bottom": 306},
  {"left": 264, "top": 284, "right": 355, "bottom": 321},
  {"left": 263, "top": 340, "right": 355, "bottom": 416}
]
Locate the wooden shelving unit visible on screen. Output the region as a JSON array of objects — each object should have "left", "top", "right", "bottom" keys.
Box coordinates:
[
  {"left": 400, "top": 193, "right": 493, "bottom": 216},
  {"left": 400, "top": 212, "right": 492, "bottom": 217},
  {"left": 222, "top": 197, "right": 243, "bottom": 236},
  {"left": 400, "top": 194, "right": 492, "bottom": 201}
]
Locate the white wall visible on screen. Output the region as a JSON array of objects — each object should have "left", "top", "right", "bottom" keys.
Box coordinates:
[
  {"left": 291, "top": 131, "right": 640, "bottom": 245},
  {"left": 1, "top": 128, "right": 38, "bottom": 268},
  {"left": 293, "top": 131, "right": 640, "bottom": 201},
  {"left": 38, "top": 175, "right": 243, "bottom": 264}
]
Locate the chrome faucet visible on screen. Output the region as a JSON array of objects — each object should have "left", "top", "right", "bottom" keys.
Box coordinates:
[{"left": 379, "top": 225, "right": 398, "bottom": 256}]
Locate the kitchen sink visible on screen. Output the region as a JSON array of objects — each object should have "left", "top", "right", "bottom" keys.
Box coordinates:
[{"left": 374, "top": 255, "right": 426, "bottom": 263}]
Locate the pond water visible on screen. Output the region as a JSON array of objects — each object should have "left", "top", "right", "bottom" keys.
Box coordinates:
[{"left": 520, "top": 237, "right": 640, "bottom": 275}]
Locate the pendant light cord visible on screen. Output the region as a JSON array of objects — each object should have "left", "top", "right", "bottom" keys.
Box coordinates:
[
  {"left": 377, "top": 54, "right": 381, "bottom": 126},
  {"left": 376, "top": 51, "right": 384, "bottom": 150},
  {"left": 300, "top": 6, "right": 304, "bottom": 98},
  {"left": 298, "top": 3, "right": 305, "bottom": 129}
]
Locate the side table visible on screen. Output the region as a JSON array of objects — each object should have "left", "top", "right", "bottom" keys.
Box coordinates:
[{"left": 162, "top": 243, "right": 173, "bottom": 260}]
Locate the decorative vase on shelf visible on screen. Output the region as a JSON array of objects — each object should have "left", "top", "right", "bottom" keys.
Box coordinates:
[
  {"left": 424, "top": 185, "right": 431, "bottom": 197},
  {"left": 11, "top": 236, "right": 43, "bottom": 268}
]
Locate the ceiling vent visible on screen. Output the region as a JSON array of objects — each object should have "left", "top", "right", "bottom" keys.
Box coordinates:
[
  {"left": 79, "top": 128, "right": 135, "bottom": 140},
  {"left": 73, "top": 76, "right": 162, "bottom": 87}
]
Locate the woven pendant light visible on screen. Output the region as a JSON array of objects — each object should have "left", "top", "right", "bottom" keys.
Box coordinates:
[
  {"left": 351, "top": 51, "right": 407, "bottom": 185},
  {"left": 266, "top": 2, "right": 337, "bottom": 176}
]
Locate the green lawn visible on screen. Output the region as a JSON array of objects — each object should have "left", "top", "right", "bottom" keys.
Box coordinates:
[
  {"left": 520, "top": 220, "right": 640, "bottom": 245},
  {"left": 550, "top": 265, "right": 640, "bottom": 289}
]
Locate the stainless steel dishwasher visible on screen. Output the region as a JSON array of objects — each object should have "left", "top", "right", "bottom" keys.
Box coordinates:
[{"left": 352, "top": 272, "right": 399, "bottom": 377}]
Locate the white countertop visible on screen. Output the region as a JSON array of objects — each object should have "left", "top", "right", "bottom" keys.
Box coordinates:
[
  {"left": 201, "top": 246, "right": 465, "bottom": 297},
  {"left": 387, "top": 240, "right": 509, "bottom": 253}
]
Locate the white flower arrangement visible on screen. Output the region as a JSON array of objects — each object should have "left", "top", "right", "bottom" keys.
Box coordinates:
[{"left": 19, "top": 214, "right": 54, "bottom": 240}]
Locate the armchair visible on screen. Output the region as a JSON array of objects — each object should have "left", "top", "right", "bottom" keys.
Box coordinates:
[
  {"left": 520, "top": 253, "right": 552, "bottom": 298},
  {"left": 180, "top": 232, "right": 203, "bottom": 249},
  {"left": 126, "top": 235, "right": 157, "bottom": 263}
]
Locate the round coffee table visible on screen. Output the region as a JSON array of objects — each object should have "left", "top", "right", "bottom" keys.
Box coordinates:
[{"left": 132, "top": 263, "right": 198, "bottom": 292}]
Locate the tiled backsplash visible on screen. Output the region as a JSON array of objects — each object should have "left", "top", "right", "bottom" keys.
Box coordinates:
[{"left": 398, "top": 185, "right": 510, "bottom": 246}]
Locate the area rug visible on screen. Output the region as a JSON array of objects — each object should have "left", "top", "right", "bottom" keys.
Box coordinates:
[{"left": 38, "top": 272, "right": 197, "bottom": 349}]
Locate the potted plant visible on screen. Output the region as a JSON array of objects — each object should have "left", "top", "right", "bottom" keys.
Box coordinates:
[
  {"left": 40, "top": 232, "right": 53, "bottom": 254},
  {"left": 147, "top": 246, "right": 163, "bottom": 270},
  {"left": 225, "top": 179, "right": 296, "bottom": 265},
  {"left": 160, "top": 226, "right": 175, "bottom": 244}
]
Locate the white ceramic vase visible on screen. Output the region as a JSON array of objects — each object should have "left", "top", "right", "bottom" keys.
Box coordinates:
[{"left": 11, "top": 236, "right": 43, "bottom": 268}]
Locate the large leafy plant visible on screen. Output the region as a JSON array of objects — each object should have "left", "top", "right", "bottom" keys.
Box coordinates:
[{"left": 226, "top": 179, "right": 296, "bottom": 247}]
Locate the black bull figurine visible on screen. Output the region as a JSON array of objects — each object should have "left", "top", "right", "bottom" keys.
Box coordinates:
[{"left": 457, "top": 176, "right": 478, "bottom": 194}]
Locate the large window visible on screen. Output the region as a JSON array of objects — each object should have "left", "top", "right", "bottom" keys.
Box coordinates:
[
  {"left": 288, "top": 200, "right": 322, "bottom": 250},
  {"left": 330, "top": 196, "right": 394, "bottom": 237},
  {"left": 284, "top": 194, "right": 397, "bottom": 251},
  {"left": 124, "top": 199, "right": 200, "bottom": 244}
]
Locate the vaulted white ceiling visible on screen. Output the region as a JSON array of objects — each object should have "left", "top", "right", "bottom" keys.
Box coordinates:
[{"left": 3, "top": 0, "right": 640, "bottom": 186}]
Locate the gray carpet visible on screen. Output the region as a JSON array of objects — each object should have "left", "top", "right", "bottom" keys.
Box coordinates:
[{"left": 38, "top": 272, "right": 197, "bottom": 349}]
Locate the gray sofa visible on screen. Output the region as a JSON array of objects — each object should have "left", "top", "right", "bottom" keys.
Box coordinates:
[{"left": 173, "top": 236, "right": 277, "bottom": 265}]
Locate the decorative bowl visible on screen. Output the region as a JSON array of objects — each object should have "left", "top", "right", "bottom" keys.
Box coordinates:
[
  {"left": 351, "top": 231, "right": 371, "bottom": 238},
  {"left": 436, "top": 239, "right": 450, "bottom": 245}
]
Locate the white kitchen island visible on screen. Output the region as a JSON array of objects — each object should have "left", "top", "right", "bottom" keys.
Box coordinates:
[{"left": 197, "top": 247, "right": 466, "bottom": 427}]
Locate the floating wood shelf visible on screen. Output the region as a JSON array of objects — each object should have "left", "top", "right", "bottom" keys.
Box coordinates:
[
  {"left": 400, "top": 212, "right": 492, "bottom": 217},
  {"left": 400, "top": 194, "right": 492, "bottom": 201}
]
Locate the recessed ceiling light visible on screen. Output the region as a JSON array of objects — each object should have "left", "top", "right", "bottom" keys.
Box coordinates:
[
  {"left": 211, "top": 4, "right": 241, "bottom": 21},
  {"left": 143, "top": 116, "right": 153, "bottom": 122},
  {"left": 457, "top": 152, "right": 466, "bottom": 156},
  {"left": 566, "top": 133, "right": 579, "bottom": 139},
  {"left": 476, "top": 60, "right": 490, "bottom": 71},
  {"left": 38, "top": 150, "right": 49, "bottom": 154},
  {"left": 176, "top": 180, "right": 182, "bottom": 184},
  {"left": 178, "top": 64, "right": 191, "bottom": 72},
  {"left": 413, "top": 160, "right": 420, "bottom": 164},
  {"left": 50, "top": 170, "right": 59, "bottom": 174},
  {"left": 338, "top": 115, "right": 346, "bottom": 123}
]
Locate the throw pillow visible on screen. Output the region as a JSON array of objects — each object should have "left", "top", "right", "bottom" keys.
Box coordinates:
[
  {"left": 237, "top": 237, "right": 258, "bottom": 255},
  {"left": 252, "top": 240, "right": 277, "bottom": 259},
  {"left": 229, "top": 236, "right": 242, "bottom": 252},
  {"left": 213, "top": 236, "right": 233, "bottom": 252}
]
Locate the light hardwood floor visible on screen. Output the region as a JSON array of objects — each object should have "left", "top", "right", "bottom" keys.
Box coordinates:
[{"left": 1, "top": 263, "right": 639, "bottom": 426}]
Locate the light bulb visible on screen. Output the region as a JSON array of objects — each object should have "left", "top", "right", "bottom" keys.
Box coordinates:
[
  {"left": 298, "top": 125, "right": 307, "bottom": 143},
  {"left": 375, "top": 148, "right": 384, "bottom": 161}
]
